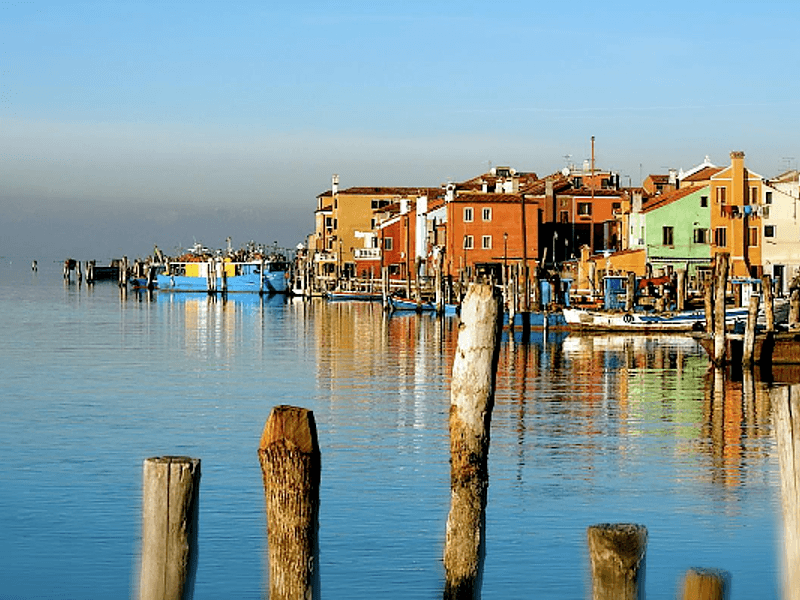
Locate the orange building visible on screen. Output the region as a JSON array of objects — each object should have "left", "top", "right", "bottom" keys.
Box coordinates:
[{"left": 709, "top": 152, "right": 764, "bottom": 278}]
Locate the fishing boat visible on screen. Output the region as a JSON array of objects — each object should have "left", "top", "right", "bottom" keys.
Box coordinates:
[
  {"left": 505, "top": 311, "right": 568, "bottom": 330},
  {"left": 156, "top": 244, "right": 290, "bottom": 294},
  {"left": 563, "top": 306, "right": 751, "bottom": 333}
]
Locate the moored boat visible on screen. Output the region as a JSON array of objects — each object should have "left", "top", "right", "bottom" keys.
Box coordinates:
[
  {"left": 563, "top": 306, "right": 751, "bottom": 333},
  {"left": 156, "top": 244, "right": 290, "bottom": 294}
]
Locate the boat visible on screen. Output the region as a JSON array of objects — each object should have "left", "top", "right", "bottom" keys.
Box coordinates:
[
  {"left": 327, "top": 290, "right": 383, "bottom": 302},
  {"left": 505, "top": 311, "right": 568, "bottom": 330},
  {"left": 563, "top": 306, "right": 751, "bottom": 333},
  {"left": 388, "top": 295, "right": 459, "bottom": 315},
  {"left": 156, "top": 244, "right": 290, "bottom": 294}
]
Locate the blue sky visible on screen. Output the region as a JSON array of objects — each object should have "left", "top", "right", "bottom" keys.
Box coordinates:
[{"left": 2, "top": 0, "right": 799, "bottom": 259}]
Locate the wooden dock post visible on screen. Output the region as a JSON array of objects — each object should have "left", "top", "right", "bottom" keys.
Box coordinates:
[
  {"left": 139, "top": 456, "right": 201, "bottom": 600},
  {"left": 772, "top": 385, "right": 800, "bottom": 600},
  {"left": 742, "top": 294, "right": 760, "bottom": 367},
  {"left": 704, "top": 276, "right": 714, "bottom": 335},
  {"left": 625, "top": 272, "right": 636, "bottom": 312},
  {"left": 258, "top": 406, "right": 321, "bottom": 600},
  {"left": 681, "top": 567, "right": 730, "bottom": 600},
  {"left": 443, "top": 283, "right": 502, "bottom": 600},
  {"left": 587, "top": 523, "right": 647, "bottom": 600},
  {"left": 762, "top": 274, "right": 775, "bottom": 332},
  {"left": 713, "top": 253, "right": 729, "bottom": 366},
  {"left": 791, "top": 288, "right": 800, "bottom": 329},
  {"left": 677, "top": 269, "right": 686, "bottom": 311}
]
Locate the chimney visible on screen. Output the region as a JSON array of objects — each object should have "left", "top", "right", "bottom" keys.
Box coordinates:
[
  {"left": 446, "top": 182, "right": 455, "bottom": 203},
  {"left": 332, "top": 174, "right": 339, "bottom": 196},
  {"left": 731, "top": 151, "right": 745, "bottom": 204},
  {"left": 481, "top": 179, "right": 488, "bottom": 193},
  {"left": 668, "top": 169, "right": 677, "bottom": 186}
]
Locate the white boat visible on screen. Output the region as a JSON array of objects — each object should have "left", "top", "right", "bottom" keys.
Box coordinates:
[{"left": 563, "top": 306, "right": 751, "bottom": 332}]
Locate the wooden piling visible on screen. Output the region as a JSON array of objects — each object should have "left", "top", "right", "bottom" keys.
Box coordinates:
[
  {"left": 762, "top": 274, "right": 774, "bottom": 332},
  {"left": 681, "top": 567, "right": 730, "bottom": 600},
  {"left": 443, "top": 283, "right": 502, "bottom": 600},
  {"left": 625, "top": 272, "right": 636, "bottom": 312},
  {"left": 258, "top": 405, "right": 321, "bottom": 600},
  {"left": 742, "top": 294, "right": 760, "bottom": 367},
  {"left": 587, "top": 523, "right": 647, "bottom": 600},
  {"left": 704, "top": 277, "right": 715, "bottom": 335},
  {"left": 713, "top": 253, "right": 729, "bottom": 366},
  {"left": 677, "top": 269, "right": 686, "bottom": 311},
  {"left": 791, "top": 288, "right": 800, "bottom": 329},
  {"left": 772, "top": 385, "right": 800, "bottom": 600},
  {"left": 139, "top": 456, "right": 201, "bottom": 600}
]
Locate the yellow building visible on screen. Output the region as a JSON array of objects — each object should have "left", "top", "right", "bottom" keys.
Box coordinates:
[{"left": 709, "top": 151, "right": 763, "bottom": 278}]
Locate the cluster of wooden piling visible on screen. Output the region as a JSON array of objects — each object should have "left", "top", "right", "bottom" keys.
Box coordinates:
[{"left": 135, "top": 282, "right": 791, "bottom": 599}]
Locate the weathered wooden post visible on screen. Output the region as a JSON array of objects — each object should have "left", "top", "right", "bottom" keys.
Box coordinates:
[
  {"left": 443, "top": 283, "right": 502, "bottom": 600},
  {"left": 704, "top": 275, "right": 715, "bottom": 335},
  {"left": 791, "top": 288, "right": 800, "bottom": 329},
  {"left": 677, "top": 269, "right": 686, "bottom": 312},
  {"left": 587, "top": 523, "right": 647, "bottom": 600},
  {"left": 625, "top": 272, "right": 636, "bottom": 312},
  {"left": 762, "top": 274, "right": 775, "bottom": 332},
  {"left": 382, "top": 265, "right": 390, "bottom": 312},
  {"left": 742, "top": 294, "right": 760, "bottom": 367},
  {"left": 772, "top": 385, "right": 800, "bottom": 600},
  {"left": 258, "top": 405, "right": 321, "bottom": 600},
  {"left": 435, "top": 251, "right": 444, "bottom": 315},
  {"left": 139, "top": 456, "right": 201, "bottom": 600},
  {"left": 681, "top": 567, "right": 730, "bottom": 600},
  {"left": 713, "top": 253, "right": 729, "bottom": 366}
]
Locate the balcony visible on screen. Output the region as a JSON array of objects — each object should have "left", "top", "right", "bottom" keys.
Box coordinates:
[
  {"left": 354, "top": 248, "right": 381, "bottom": 260},
  {"left": 314, "top": 252, "right": 337, "bottom": 263}
]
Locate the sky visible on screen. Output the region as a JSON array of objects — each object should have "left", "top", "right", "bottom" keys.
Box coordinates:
[{"left": 2, "top": 0, "right": 800, "bottom": 261}]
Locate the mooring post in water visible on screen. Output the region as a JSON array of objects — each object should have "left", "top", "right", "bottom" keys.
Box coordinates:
[
  {"left": 742, "top": 294, "right": 760, "bottom": 367},
  {"left": 704, "top": 275, "right": 715, "bottom": 335},
  {"left": 713, "top": 253, "right": 729, "bottom": 366},
  {"left": 771, "top": 385, "right": 800, "bottom": 600},
  {"left": 625, "top": 271, "right": 636, "bottom": 312},
  {"left": 139, "top": 456, "right": 201, "bottom": 600},
  {"left": 762, "top": 274, "right": 774, "bottom": 332},
  {"left": 443, "top": 283, "right": 502, "bottom": 600},
  {"left": 258, "top": 405, "right": 321, "bottom": 600},
  {"left": 681, "top": 567, "right": 730, "bottom": 600},
  {"left": 586, "top": 523, "right": 647, "bottom": 600},
  {"left": 677, "top": 269, "right": 686, "bottom": 311}
]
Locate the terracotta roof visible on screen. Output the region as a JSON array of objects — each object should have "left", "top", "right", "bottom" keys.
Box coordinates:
[
  {"left": 681, "top": 166, "right": 722, "bottom": 183},
  {"left": 339, "top": 186, "right": 443, "bottom": 197},
  {"left": 646, "top": 174, "right": 670, "bottom": 183},
  {"left": 640, "top": 186, "right": 702, "bottom": 214}
]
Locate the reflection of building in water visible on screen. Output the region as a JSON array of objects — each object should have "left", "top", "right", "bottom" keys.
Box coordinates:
[{"left": 702, "top": 367, "right": 773, "bottom": 491}]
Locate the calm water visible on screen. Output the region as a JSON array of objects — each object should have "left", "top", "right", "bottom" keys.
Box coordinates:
[{"left": 0, "top": 259, "right": 785, "bottom": 599}]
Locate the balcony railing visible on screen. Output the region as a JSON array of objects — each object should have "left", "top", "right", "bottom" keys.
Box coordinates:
[
  {"left": 314, "top": 252, "right": 337, "bottom": 263},
  {"left": 354, "top": 248, "right": 381, "bottom": 260}
]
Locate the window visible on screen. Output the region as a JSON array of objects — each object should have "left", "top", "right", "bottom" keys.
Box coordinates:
[
  {"left": 749, "top": 227, "right": 758, "bottom": 246},
  {"left": 700, "top": 196, "right": 709, "bottom": 208},
  {"left": 662, "top": 226, "right": 674, "bottom": 246},
  {"left": 714, "top": 227, "right": 727, "bottom": 247},
  {"left": 463, "top": 235, "right": 474, "bottom": 249},
  {"left": 750, "top": 186, "right": 758, "bottom": 204},
  {"left": 464, "top": 207, "right": 474, "bottom": 222},
  {"left": 577, "top": 202, "right": 592, "bottom": 216},
  {"left": 693, "top": 228, "right": 708, "bottom": 244},
  {"left": 560, "top": 211, "right": 569, "bottom": 223},
  {"left": 384, "top": 237, "right": 393, "bottom": 250},
  {"left": 482, "top": 207, "right": 492, "bottom": 221},
  {"left": 716, "top": 186, "right": 727, "bottom": 204},
  {"left": 765, "top": 225, "right": 776, "bottom": 238},
  {"left": 482, "top": 235, "right": 492, "bottom": 250},
  {"left": 766, "top": 191, "right": 773, "bottom": 205},
  {"left": 371, "top": 199, "right": 391, "bottom": 210},
  {"left": 325, "top": 217, "right": 333, "bottom": 229}
]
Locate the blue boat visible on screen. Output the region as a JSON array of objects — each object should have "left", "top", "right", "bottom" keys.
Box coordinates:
[
  {"left": 388, "top": 295, "right": 459, "bottom": 316},
  {"left": 157, "top": 255, "right": 289, "bottom": 294}
]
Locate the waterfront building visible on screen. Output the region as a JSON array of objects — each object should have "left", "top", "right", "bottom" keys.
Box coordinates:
[
  {"left": 709, "top": 151, "right": 764, "bottom": 278},
  {"left": 760, "top": 170, "right": 800, "bottom": 294},
  {"left": 640, "top": 185, "right": 712, "bottom": 278}
]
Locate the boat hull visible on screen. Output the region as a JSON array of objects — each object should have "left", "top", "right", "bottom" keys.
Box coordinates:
[{"left": 563, "top": 307, "right": 749, "bottom": 332}]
